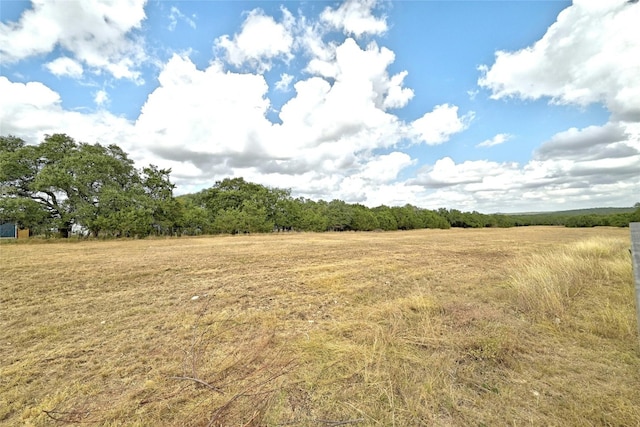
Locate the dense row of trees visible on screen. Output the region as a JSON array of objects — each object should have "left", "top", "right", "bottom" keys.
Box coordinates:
[
  {"left": 1, "top": 134, "right": 639, "bottom": 238},
  {"left": 178, "top": 182, "right": 452, "bottom": 235},
  {"left": 509, "top": 211, "right": 640, "bottom": 228}
]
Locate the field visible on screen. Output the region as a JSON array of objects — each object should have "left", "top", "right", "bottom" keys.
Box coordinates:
[{"left": 1, "top": 227, "right": 639, "bottom": 426}]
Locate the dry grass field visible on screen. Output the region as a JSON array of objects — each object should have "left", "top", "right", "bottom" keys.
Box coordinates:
[{"left": 1, "top": 227, "right": 639, "bottom": 426}]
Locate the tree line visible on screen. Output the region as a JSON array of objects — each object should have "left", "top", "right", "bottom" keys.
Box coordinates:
[{"left": 1, "top": 134, "right": 639, "bottom": 238}]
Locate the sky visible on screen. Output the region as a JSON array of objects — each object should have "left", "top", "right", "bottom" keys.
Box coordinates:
[{"left": 1, "top": 0, "right": 639, "bottom": 213}]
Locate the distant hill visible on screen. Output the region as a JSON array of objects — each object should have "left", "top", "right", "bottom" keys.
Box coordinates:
[{"left": 511, "top": 207, "right": 636, "bottom": 216}]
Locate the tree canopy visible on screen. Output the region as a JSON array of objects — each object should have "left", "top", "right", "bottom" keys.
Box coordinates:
[{"left": 0, "top": 134, "right": 177, "bottom": 237}]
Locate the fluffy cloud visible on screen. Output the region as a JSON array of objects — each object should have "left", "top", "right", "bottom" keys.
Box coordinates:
[
  {"left": 357, "top": 152, "right": 415, "bottom": 183},
  {"left": 409, "top": 126, "right": 640, "bottom": 212},
  {"left": 476, "top": 133, "right": 512, "bottom": 148},
  {"left": 532, "top": 122, "right": 640, "bottom": 186},
  {"left": 411, "top": 104, "right": 474, "bottom": 145},
  {"left": 94, "top": 89, "right": 109, "bottom": 107},
  {"left": 0, "top": 76, "right": 135, "bottom": 152},
  {"left": 320, "top": 0, "right": 387, "bottom": 38},
  {"left": 0, "top": 0, "right": 148, "bottom": 81},
  {"left": 0, "top": 77, "right": 61, "bottom": 126},
  {"left": 276, "top": 42, "right": 408, "bottom": 156},
  {"left": 534, "top": 122, "right": 633, "bottom": 161},
  {"left": 275, "top": 73, "right": 294, "bottom": 92},
  {"left": 478, "top": 0, "right": 640, "bottom": 121},
  {"left": 128, "top": 29, "right": 463, "bottom": 201},
  {"left": 0, "top": 76, "right": 215, "bottom": 183},
  {"left": 145, "top": 3, "right": 434, "bottom": 199},
  {"left": 215, "top": 8, "right": 294, "bottom": 72},
  {"left": 413, "top": 157, "right": 513, "bottom": 188},
  {"left": 286, "top": 152, "right": 415, "bottom": 204},
  {"left": 133, "top": 46, "right": 408, "bottom": 178},
  {"left": 306, "top": 38, "right": 414, "bottom": 111},
  {"left": 471, "top": 0, "right": 640, "bottom": 211},
  {"left": 44, "top": 57, "right": 83, "bottom": 78},
  {"left": 135, "top": 54, "right": 271, "bottom": 160}
]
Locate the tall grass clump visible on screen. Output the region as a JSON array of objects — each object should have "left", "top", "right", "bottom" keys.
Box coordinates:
[{"left": 509, "top": 237, "right": 633, "bottom": 330}]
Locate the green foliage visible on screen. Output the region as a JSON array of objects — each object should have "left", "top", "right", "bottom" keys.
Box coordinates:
[
  {"left": 372, "top": 206, "right": 398, "bottom": 231},
  {"left": 326, "top": 199, "right": 353, "bottom": 231},
  {"left": 184, "top": 177, "right": 295, "bottom": 234},
  {"left": 0, "top": 196, "right": 50, "bottom": 234},
  {"left": 351, "top": 204, "right": 380, "bottom": 231},
  {"left": 439, "top": 209, "right": 488, "bottom": 228},
  {"left": 510, "top": 208, "right": 638, "bottom": 228},
  {"left": 296, "top": 199, "right": 329, "bottom": 232},
  {"left": 0, "top": 134, "right": 179, "bottom": 238},
  {"left": 273, "top": 198, "right": 302, "bottom": 231},
  {"left": 179, "top": 199, "right": 211, "bottom": 235},
  {"left": 391, "top": 205, "right": 423, "bottom": 230},
  {"left": 419, "top": 209, "right": 450, "bottom": 229}
]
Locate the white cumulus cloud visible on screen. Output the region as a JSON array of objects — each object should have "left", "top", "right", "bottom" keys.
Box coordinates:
[
  {"left": 44, "top": 56, "right": 84, "bottom": 78},
  {"left": 478, "top": 0, "right": 640, "bottom": 121},
  {"left": 410, "top": 130, "right": 640, "bottom": 211},
  {"left": 94, "top": 89, "right": 109, "bottom": 107},
  {"left": 215, "top": 8, "right": 294, "bottom": 72},
  {"left": 471, "top": 0, "right": 640, "bottom": 211},
  {"left": 0, "top": 76, "right": 136, "bottom": 155},
  {"left": 411, "top": 104, "right": 474, "bottom": 145},
  {"left": 135, "top": 54, "right": 271, "bottom": 163},
  {"left": 0, "top": 0, "right": 148, "bottom": 82},
  {"left": 321, "top": 0, "right": 387, "bottom": 38},
  {"left": 357, "top": 152, "right": 415, "bottom": 183}
]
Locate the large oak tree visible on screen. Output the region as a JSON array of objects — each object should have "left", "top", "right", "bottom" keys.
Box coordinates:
[{"left": 0, "top": 134, "right": 177, "bottom": 237}]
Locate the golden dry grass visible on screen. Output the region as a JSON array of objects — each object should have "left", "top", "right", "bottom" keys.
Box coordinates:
[{"left": 1, "top": 227, "right": 639, "bottom": 426}]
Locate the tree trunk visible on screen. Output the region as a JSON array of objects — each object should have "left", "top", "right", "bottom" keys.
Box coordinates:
[{"left": 59, "top": 222, "right": 71, "bottom": 238}]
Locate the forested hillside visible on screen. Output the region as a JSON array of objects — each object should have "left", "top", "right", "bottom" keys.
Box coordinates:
[{"left": 2, "top": 135, "right": 639, "bottom": 238}]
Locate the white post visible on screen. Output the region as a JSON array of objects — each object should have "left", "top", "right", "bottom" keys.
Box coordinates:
[{"left": 630, "top": 223, "right": 640, "bottom": 344}]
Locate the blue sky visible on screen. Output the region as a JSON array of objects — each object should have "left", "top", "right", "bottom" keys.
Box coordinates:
[{"left": 1, "top": 0, "right": 638, "bottom": 213}]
